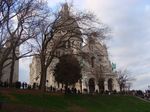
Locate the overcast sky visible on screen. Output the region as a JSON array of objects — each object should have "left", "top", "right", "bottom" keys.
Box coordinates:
[{"left": 19, "top": 0, "right": 150, "bottom": 90}]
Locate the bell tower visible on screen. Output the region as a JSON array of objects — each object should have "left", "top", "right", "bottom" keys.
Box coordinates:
[{"left": 61, "top": 3, "right": 70, "bottom": 18}]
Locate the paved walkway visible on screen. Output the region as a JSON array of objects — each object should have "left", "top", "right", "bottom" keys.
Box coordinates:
[{"left": 135, "top": 96, "right": 150, "bottom": 103}]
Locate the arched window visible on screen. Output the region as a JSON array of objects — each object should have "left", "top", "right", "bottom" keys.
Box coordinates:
[
  {"left": 89, "top": 78, "right": 95, "bottom": 93},
  {"left": 108, "top": 78, "right": 113, "bottom": 91},
  {"left": 66, "top": 41, "right": 71, "bottom": 48},
  {"left": 98, "top": 78, "right": 104, "bottom": 92},
  {"left": 72, "top": 41, "right": 75, "bottom": 47},
  {"left": 56, "top": 51, "right": 60, "bottom": 57},
  {"left": 68, "top": 41, "right": 71, "bottom": 48},
  {"left": 91, "top": 56, "right": 95, "bottom": 67},
  {"left": 61, "top": 41, "right": 66, "bottom": 48},
  {"left": 80, "top": 43, "right": 82, "bottom": 48},
  {"left": 66, "top": 41, "right": 68, "bottom": 48},
  {"left": 90, "top": 45, "right": 94, "bottom": 51}
]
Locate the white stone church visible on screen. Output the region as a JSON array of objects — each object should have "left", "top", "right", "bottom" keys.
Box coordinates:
[
  {"left": 0, "top": 42, "right": 19, "bottom": 83},
  {"left": 30, "top": 3, "right": 120, "bottom": 93}
]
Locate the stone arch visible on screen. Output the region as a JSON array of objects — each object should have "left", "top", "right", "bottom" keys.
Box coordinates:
[
  {"left": 98, "top": 78, "right": 104, "bottom": 92},
  {"left": 108, "top": 78, "right": 113, "bottom": 91},
  {"left": 88, "top": 78, "right": 95, "bottom": 93}
]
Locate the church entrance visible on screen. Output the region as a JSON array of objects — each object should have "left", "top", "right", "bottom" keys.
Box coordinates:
[
  {"left": 88, "top": 78, "right": 95, "bottom": 93},
  {"left": 98, "top": 78, "right": 104, "bottom": 92},
  {"left": 108, "top": 78, "right": 113, "bottom": 91}
]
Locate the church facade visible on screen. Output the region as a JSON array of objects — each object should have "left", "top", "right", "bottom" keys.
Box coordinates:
[
  {"left": 29, "top": 3, "right": 120, "bottom": 93},
  {"left": 80, "top": 36, "right": 120, "bottom": 92}
]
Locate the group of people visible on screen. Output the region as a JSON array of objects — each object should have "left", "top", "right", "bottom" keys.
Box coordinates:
[
  {"left": 0, "top": 81, "right": 29, "bottom": 89},
  {"left": 32, "top": 83, "right": 82, "bottom": 94},
  {"left": 2, "top": 81, "right": 149, "bottom": 97},
  {"left": 46, "top": 86, "right": 81, "bottom": 94}
]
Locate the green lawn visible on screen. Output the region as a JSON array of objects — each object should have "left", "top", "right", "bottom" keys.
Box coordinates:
[{"left": 0, "top": 92, "right": 150, "bottom": 112}]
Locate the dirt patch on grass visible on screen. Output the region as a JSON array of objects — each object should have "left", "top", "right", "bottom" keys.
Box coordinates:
[
  {"left": 67, "top": 105, "right": 88, "bottom": 112},
  {"left": 0, "top": 102, "right": 86, "bottom": 112},
  {"left": 1, "top": 103, "right": 57, "bottom": 112},
  {"left": 0, "top": 88, "right": 88, "bottom": 112},
  {"left": 0, "top": 88, "right": 64, "bottom": 96}
]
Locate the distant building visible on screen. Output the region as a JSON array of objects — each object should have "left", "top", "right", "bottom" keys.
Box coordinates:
[{"left": 30, "top": 3, "right": 120, "bottom": 92}]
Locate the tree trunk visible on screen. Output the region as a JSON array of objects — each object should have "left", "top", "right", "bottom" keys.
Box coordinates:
[
  {"left": 9, "top": 49, "right": 16, "bottom": 87},
  {"left": 120, "top": 84, "right": 123, "bottom": 92},
  {"left": 9, "top": 58, "right": 15, "bottom": 87},
  {"left": 79, "top": 79, "right": 82, "bottom": 93},
  {"left": 0, "top": 65, "right": 3, "bottom": 82},
  {"left": 39, "top": 64, "right": 47, "bottom": 91},
  {"left": 39, "top": 47, "right": 54, "bottom": 91},
  {"left": 65, "top": 83, "right": 68, "bottom": 94}
]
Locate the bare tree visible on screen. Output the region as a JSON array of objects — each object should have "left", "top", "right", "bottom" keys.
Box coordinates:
[
  {"left": 116, "top": 69, "right": 135, "bottom": 92},
  {"left": 0, "top": 0, "right": 47, "bottom": 85},
  {"left": 31, "top": 2, "right": 109, "bottom": 91}
]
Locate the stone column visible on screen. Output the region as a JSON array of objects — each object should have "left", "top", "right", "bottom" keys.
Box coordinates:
[
  {"left": 81, "top": 79, "right": 86, "bottom": 93},
  {"left": 85, "top": 79, "right": 89, "bottom": 93},
  {"left": 86, "top": 78, "right": 89, "bottom": 93},
  {"left": 104, "top": 78, "right": 108, "bottom": 91},
  {"left": 112, "top": 80, "right": 115, "bottom": 91},
  {"left": 95, "top": 80, "right": 99, "bottom": 93},
  {"left": 113, "top": 79, "right": 120, "bottom": 92},
  {"left": 95, "top": 84, "right": 99, "bottom": 93},
  {"left": 82, "top": 77, "right": 89, "bottom": 94}
]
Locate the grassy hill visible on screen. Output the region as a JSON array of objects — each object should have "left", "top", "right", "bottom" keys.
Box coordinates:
[{"left": 0, "top": 89, "right": 150, "bottom": 112}]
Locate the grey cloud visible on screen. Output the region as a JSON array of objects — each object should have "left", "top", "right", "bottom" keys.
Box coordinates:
[{"left": 84, "top": 0, "right": 150, "bottom": 90}]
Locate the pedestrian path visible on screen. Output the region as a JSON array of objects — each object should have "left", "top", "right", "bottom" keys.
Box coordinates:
[{"left": 135, "top": 96, "right": 150, "bottom": 103}]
